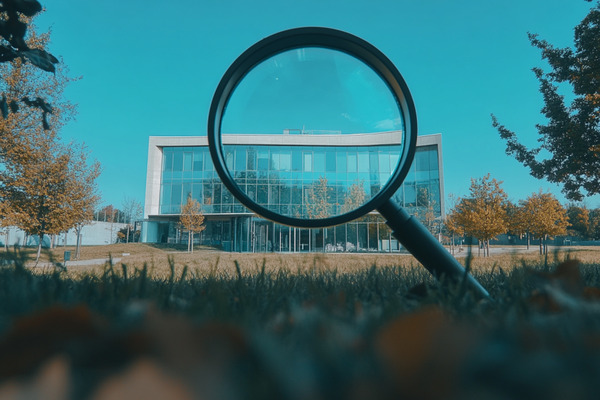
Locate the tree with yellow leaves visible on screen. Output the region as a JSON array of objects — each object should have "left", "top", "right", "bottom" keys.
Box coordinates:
[
  {"left": 452, "top": 174, "right": 508, "bottom": 256},
  {"left": 179, "top": 196, "right": 205, "bottom": 253},
  {"left": 522, "top": 190, "right": 568, "bottom": 255},
  {"left": 0, "top": 12, "right": 96, "bottom": 261}
]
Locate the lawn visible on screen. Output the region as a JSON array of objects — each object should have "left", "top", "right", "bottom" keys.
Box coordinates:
[{"left": 0, "top": 244, "right": 599, "bottom": 399}]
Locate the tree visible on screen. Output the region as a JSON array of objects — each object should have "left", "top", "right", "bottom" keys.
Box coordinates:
[
  {"left": 0, "top": 0, "right": 59, "bottom": 128},
  {"left": 179, "top": 196, "right": 205, "bottom": 253},
  {"left": 506, "top": 201, "right": 534, "bottom": 249},
  {"left": 0, "top": 7, "right": 82, "bottom": 261},
  {"left": 451, "top": 174, "right": 508, "bottom": 256},
  {"left": 444, "top": 207, "right": 464, "bottom": 255},
  {"left": 1, "top": 140, "right": 100, "bottom": 261},
  {"left": 589, "top": 208, "right": 600, "bottom": 239},
  {"left": 521, "top": 191, "right": 568, "bottom": 254},
  {"left": 66, "top": 144, "right": 101, "bottom": 259},
  {"left": 415, "top": 186, "right": 441, "bottom": 238},
  {"left": 341, "top": 181, "right": 366, "bottom": 214},
  {"left": 121, "top": 197, "right": 143, "bottom": 243},
  {"left": 566, "top": 204, "right": 591, "bottom": 239},
  {"left": 493, "top": 2, "right": 600, "bottom": 201},
  {"left": 305, "top": 177, "right": 331, "bottom": 219}
]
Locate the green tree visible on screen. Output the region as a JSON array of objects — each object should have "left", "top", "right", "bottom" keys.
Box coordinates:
[
  {"left": 522, "top": 191, "right": 569, "bottom": 254},
  {"left": 589, "top": 208, "right": 600, "bottom": 239},
  {"left": 493, "top": 2, "right": 600, "bottom": 201},
  {"left": 452, "top": 174, "right": 508, "bottom": 256},
  {"left": 179, "top": 196, "right": 205, "bottom": 253}
]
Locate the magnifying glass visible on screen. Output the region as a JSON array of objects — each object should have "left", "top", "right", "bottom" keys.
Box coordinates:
[{"left": 208, "top": 27, "right": 489, "bottom": 299}]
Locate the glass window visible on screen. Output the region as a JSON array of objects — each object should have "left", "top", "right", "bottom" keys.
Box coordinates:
[
  {"left": 247, "top": 147, "right": 257, "bottom": 170},
  {"left": 192, "top": 183, "right": 202, "bottom": 203},
  {"left": 270, "top": 151, "right": 280, "bottom": 171},
  {"left": 336, "top": 151, "right": 346, "bottom": 173},
  {"left": 347, "top": 153, "right": 357, "bottom": 173},
  {"left": 358, "top": 152, "right": 369, "bottom": 173},
  {"left": 193, "top": 150, "right": 203, "bottom": 171},
  {"left": 280, "top": 152, "right": 291, "bottom": 171},
  {"left": 314, "top": 150, "right": 325, "bottom": 173},
  {"left": 389, "top": 151, "right": 400, "bottom": 172},
  {"left": 161, "top": 183, "right": 171, "bottom": 207},
  {"left": 258, "top": 149, "right": 269, "bottom": 171},
  {"left": 163, "top": 151, "right": 173, "bottom": 172},
  {"left": 183, "top": 152, "right": 193, "bottom": 171},
  {"left": 404, "top": 184, "right": 416, "bottom": 207},
  {"left": 182, "top": 182, "right": 192, "bottom": 201},
  {"left": 171, "top": 183, "right": 182, "bottom": 207},
  {"left": 378, "top": 152, "right": 390, "bottom": 174},
  {"left": 173, "top": 151, "right": 183, "bottom": 172},
  {"left": 326, "top": 150, "right": 336, "bottom": 173},
  {"left": 303, "top": 152, "right": 313, "bottom": 172},
  {"left": 235, "top": 147, "right": 246, "bottom": 171},
  {"left": 430, "top": 148, "right": 439, "bottom": 170},
  {"left": 292, "top": 151, "right": 302, "bottom": 171},
  {"left": 214, "top": 183, "right": 222, "bottom": 206},
  {"left": 415, "top": 149, "right": 430, "bottom": 171},
  {"left": 203, "top": 182, "right": 213, "bottom": 205}
]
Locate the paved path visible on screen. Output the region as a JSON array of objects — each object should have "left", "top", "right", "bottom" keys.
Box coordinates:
[{"left": 30, "top": 257, "right": 122, "bottom": 268}]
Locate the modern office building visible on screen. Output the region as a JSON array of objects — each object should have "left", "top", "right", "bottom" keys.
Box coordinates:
[{"left": 142, "top": 133, "right": 444, "bottom": 252}]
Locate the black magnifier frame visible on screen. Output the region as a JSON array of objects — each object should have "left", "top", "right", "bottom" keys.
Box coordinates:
[
  {"left": 208, "top": 27, "right": 490, "bottom": 299},
  {"left": 207, "top": 27, "right": 417, "bottom": 229}
]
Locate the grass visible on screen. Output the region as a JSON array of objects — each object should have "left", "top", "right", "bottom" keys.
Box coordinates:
[{"left": 0, "top": 244, "right": 600, "bottom": 398}]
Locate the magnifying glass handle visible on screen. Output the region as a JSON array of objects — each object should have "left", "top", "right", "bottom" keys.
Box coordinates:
[{"left": 377, "top": 199, "right": 490, "bottom": 299}]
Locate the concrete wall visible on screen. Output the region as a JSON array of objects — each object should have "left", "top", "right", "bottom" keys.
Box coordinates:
[{"left": 0, "top": 221, "right": 128, "bottom": 247}]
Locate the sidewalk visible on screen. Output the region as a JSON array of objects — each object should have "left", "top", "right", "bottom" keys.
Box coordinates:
[{"left": 30, "top": 257, "right": 122, "bottom": 268}]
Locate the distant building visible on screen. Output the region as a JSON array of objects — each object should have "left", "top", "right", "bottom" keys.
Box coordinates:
[{"left": 142, "top": 133, "right": 445, "bottom": 252}]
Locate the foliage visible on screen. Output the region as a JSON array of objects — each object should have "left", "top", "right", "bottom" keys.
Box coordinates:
[
  {"left": 522, "top": 190, "right": 569, "bottom": 254},
  {"left": 1, "top": 141, "right": 100, "bottom": 261},
  {"left": 117, "top": 226, "right": 140, "bottom": 243},
  {"left": 179, "top": 196, "right": 205, "bottom": 253},
  {"left": 566, "top": 204, "right": 591, "bottom": 238},
  {"left": 341, "top": 181, "right": 366, "bottom": 215},
  {"left": 492, "top": 2, "right": 600, "bottom": 201},
  {"left": 414, "top": 186, "right": 441, "bottom": 236},
  {"left": 0, "top": 0, "right": 58, "bottom": 128},
  {"left": 450, "top": 174, "right": 508, "bottom": 256},
  {"left": 306, "top": 176, "right": 331, "bottom": 219},
  {"left": 0, "top": 6, "right": 93, "bottom": 262}
]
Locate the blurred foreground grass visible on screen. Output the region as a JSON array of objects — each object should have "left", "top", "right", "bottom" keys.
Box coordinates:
[{"left": 0, "top": 246, "right": 600, "bottom": 399}]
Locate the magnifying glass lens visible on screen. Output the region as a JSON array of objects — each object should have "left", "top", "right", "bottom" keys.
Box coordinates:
[{"left": 221, "top": 47, "right": 405, "bottom": 220}]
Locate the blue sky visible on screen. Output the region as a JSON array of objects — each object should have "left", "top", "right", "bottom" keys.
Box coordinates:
[{"left": 35, "top": 0, "right": 596, "bottom": 211}]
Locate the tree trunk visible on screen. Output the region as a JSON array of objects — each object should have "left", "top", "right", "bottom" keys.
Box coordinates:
[
  {"left": 35, "top": 232, "right": 44, "bottom": 262},
  {"left": 526, "top": 233, "right": 530, "bottom": 249},
  {"left": 539, "top": 238, "right": 543, "bottom": 255},
  {"left": 126, "top": 225, "right": 130, "bottom": 243},
  {"left": 4, "top": 230, "right": 8, "bottom": 251},
  {"left": 75, "top": 227, "right": 82, "bottom": 260}
]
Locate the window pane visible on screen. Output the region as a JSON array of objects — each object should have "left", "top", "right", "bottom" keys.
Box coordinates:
[
  {"left": 173, "top": 151, "right": 183, "bottom": 172},
  {"left": 183, "top": 152, "right": 193, "bottom": 171},
  {"left": 303, "top": 152, "right": 312, "bottom": 172},
  {"left": 163, "top": 151, "right": 173, "bottom": 172},
  {"left": 171, "top": 183, "right": 182, "bottom": 207}
]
